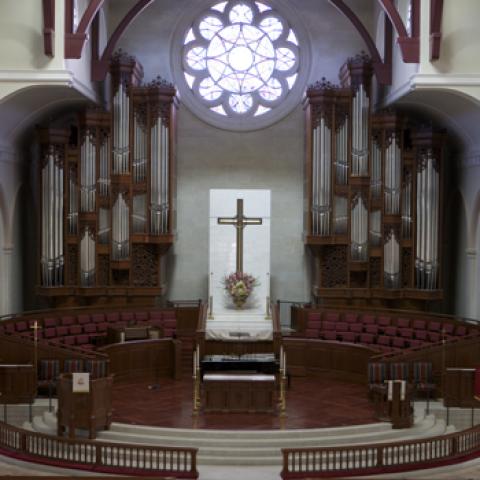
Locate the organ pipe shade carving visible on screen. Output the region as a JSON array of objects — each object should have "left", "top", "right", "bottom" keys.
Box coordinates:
[
  {"left": 334, "top": 195, "right": 348, "bottom": 235},
  {"left": 80, "top": 132, "right": 96, "bottom": 212},
  {"left": 351, "top": 85, "right": 369, "bottom": 177},
  {"left": 335, "top": 118, "right": 348, "bottom": 185},
  {"left": 312, "top": 117, "right": 332, "bottom": 236},
  {"left": 41, "top": 146, "right": 64, "bottom": 286},
  {"left": 415, "top": 150, "right": 440, "bottom": 290},
  {"left": 67, "top": 165, "right": 78, "bottom": 235},
  {"left": 402, "top": 172, "right": 412, "bottom": 239},
  {"left": 98, "top": 207, "right": 110, "bottom": 244},
  {"left": 150, "top": 117, "right": 169, "bottom": 235},
  {"left": 384, "top": 228, "right": 400, "bottom": 288},
  {"left": 112, "top": 193, "right": 129, "bottom": 260},
  {"left": 369, "top": 210, "right": 381, "bottom": 247},
  {"left": 133, "top": 113, "right": 147, "bottom": 183},
  {"left": 80, "top": 226, "right": 95, "bottom": 286},
  {"left": 112, "top": 82, "right": 130, "bottom": 174},
  {"left": 384, "top": 134, "right": 402, "bottom": 215},
  {"left": 351, "top": 194, "right": 368, "bottom": 261},
  {"left": 371, "top": 140, "right": 382, "bottom": 199},
  {"left": 98, "top": 133, "right": 110, "bottom": 196},
  {"left": 133, "top": 193, "right": 147, "bottom": 233}
]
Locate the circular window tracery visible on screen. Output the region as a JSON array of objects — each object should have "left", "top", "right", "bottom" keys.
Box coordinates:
[{"left": 172, "top": 0, "right": 309, "bottom": 130}]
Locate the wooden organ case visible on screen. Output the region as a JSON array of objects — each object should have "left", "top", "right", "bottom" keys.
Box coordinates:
[
  {"left": 304, "top": 54, "right": 444, "bottom": 306},
  {"left": 36, "top": 52, "right": 177, "bottom": 304}
]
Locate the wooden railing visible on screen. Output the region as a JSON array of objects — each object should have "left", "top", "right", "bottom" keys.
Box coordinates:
[
  {"left": 281, "top": 425, "right": 480, "bottom": 479},
  {"left": 0, "top": 420, "right": 198, "bottom": 478}
]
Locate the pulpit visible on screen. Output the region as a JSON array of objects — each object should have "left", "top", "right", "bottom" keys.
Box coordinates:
[{"left": 57, "top": 373, "right": 113, "bottom": 439}]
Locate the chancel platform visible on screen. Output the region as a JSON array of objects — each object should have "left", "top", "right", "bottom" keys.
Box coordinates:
[{"left": 205, "top": 313, "right": 273, "bottom": 340}]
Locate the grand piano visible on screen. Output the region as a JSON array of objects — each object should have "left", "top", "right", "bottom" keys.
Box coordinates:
[{"left": 200, "top": 353, "right": 279, "bottom": 376}]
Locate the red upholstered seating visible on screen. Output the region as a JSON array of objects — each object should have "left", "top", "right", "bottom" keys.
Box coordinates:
[
  {"left": 43, "top": 317, "right": 57, "bottom": 328},
  {"left": 324, "top": 312, "right": 339, "bottom": 323},
  {"left": 349, "top": 323, "right": 363, "bottom": 334},
  {"left": 384, "top": 326, "right": 397, "bottom": 336},
  {"left": 428, "top": 321, "right": 441, "bottom": 332},
  {"left": 443, "top": 323, "right": 455, "bottom": 335},
  {"left": 77, "top": 314, "right": 90, "bottom": 325},
  {"left": 409, "top": 339, "right": 424, "bottom": 348},
  {"left": 83, "top": 324, "right": 97, "bottom": 339},
  {"left": 307, "top": 320, "right": 322, "bottom": 329},
  {"left": 135, "top": 312, "right": 149, "bottom": 322},
  {"left": 377, "top": 335, "right": 391, "bottom": 349},
  {"left": 415, "top": 329, "right": 428, "bottom": 341},
  {"left": 377, "top": 316, "right": 391, "bottom": 329},
  {"left": 55, "top": 326, "right": 68, "bottom": 337},
  {"left": 392, "top": 337, "right": 406, "bottom": 349},
  {"left": 149, "top": 312, "right": 162, "bottom": 321},
  {"left": 15, "top": 321, "right": 28, "bottom": 332},
  {"left": 116, "top": 321, "right": 127, "bottom": 328},
  {"left": 359, "top": 333, "right": 374, "bottom": 345},
  {"left": 322, "top": 321, "right": 335, "bottom": 331},
  {"left": 75, "top": 334, "right": 90, "bottom": 345},
  {"left": 412, "top": 319, "right": 426, "bottom": 330},
  {"left": 44, "top": 328, "right": 56, "bottom": 339},
  {"left": 397, "top": 318, "right": 410, "bottom": 328},
  {"left": 92, "top": 313, "right": 105, "bottom": 323},
  {"left": 399, "top": 328, "right": 414, "bottom": 339},
  {"left": 105, "top": 312, "right": 119, "bottom": 323},
  {"left": 344, "top": 313, "right": 358, "bottom": 324},
  {"left": 120, "top": 312, "right": 134, "bottom": 322},
  {"left": 307, "top": 312, "right": 321, "bottom": 322},
  {"left": 361, "top": 314, "right": 375, "bottom": 325},
  {"left": 364, "top": 324, "right": 379, "bottom": 335},
  {"left": 97, "top": 322, "right": 108, "bottom": 333},
  {"left": 163, "top": 311, "right": 176, "bottom": 320},
  {"left": 428, "top": 332, "right": 441, "bottom": 343},
  {"left": 63, "top": 336, "right": 76, "bottom": 345},
  {"left": 323, "top": 330, "right": 337, "bottom": 341},
  {"left": 454, "top": 325, "right": 467, "bottom": 336},
  {"left": 305, "top": 329, "right": 319, "bottom": 338},
  {"left": 339, "top": 331, "right": 357, "bottom": 343},
  {"left": 61, "top": 316, "right": 75, "bottom": 326},
  {"left": 335, "top": 322, "right": 348, "bottom": 332},
  {"left": 69, "top": 325, "right": 82, "bottom": 335}
]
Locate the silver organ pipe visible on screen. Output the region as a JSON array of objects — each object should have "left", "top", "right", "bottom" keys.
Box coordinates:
[
  {"left": 311, "top": 117, "right": 332, "bottom": 236},
  {"left": 384, "top": 228, "right": 400, "bottom": 288},
  {"left": 351, "top": 85, "right": 369, "bottom": 177},
  {"left": 112, "top": 193, "right": 129, "bottom": 260},
  {"left": 41, "top": 147, "right": 64, "bottom": 286},
  {"left": 98, "top": 134, "right": 110, "bottom": 196},
  {"left": 80, "top": 132, "right": 96, "bottom": 212},
  {"left": 67, "top": 165, "right": 78, "bottom": 235},
  {"left": 335, "top": 118, "right": 348, "bottom": 185},
  {"left": 416, "top": 150, "right": 439, "bottom": 289},
  {"left": 113, "top": 83, "right": 130, "bottom": 175},
  {"left": 98, "top": 207, "right": 110, "bottom": 244},
  {"left": 80, "top": 226, "right": 95, "bottom": 286},
  {"left": 402, "top": 173, "right": 412, "bottom": 239},
  {"left": 133, "top": 194, "right": 147, "bottom": 233},
  {"left": 369, "top": 210, "right": 381, "bottom": 247},
  {"left": 384, "top": 134, "right": 401, "bottom": 215},
  {"left": 334, "top": 196, "right": 348, "bottom": 235},
  {"left": 133, "top": 114, "right": 147, "bottom": 183},
  {"left": 371, "top": 140, "right": 382, "bottom": 199},
  {"left": 351, "top": 194, "right": 368, "bottom": 261},
  {"left": 150, "top": 118, "right": 170, "bottom": 235}
]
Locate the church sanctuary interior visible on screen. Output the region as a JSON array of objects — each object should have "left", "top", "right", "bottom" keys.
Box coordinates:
[{"left": 3, "top": 1, "right": 480, "bottom": 479}]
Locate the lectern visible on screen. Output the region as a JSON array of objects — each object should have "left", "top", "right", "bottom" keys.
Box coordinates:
[{"left": 57, "top": 373, "right": 113, "bottom": 439}]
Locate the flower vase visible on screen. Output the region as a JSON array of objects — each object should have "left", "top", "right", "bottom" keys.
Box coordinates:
[{"left": 233, "top": 295, "right": 248, "bottom": 309}]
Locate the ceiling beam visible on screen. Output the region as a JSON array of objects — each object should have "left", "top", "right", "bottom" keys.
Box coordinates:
[
  {"left": 430, "top": 0, "right": 444, "bottom": 60},
  {"left": 43, "top": 0, "right": 55, "bottom": 57}
]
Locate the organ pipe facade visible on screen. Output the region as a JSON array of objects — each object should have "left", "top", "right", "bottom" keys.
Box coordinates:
[
  {"left": 304, "top": 54, "right": 444, "bottom": 304},
  {"left": 37, "top": 52, "right": 177, "bottom": 303}
]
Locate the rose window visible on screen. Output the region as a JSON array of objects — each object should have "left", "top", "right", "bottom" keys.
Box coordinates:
[{"left": 182, "top": 1, "right": 300, "bottom": 120}]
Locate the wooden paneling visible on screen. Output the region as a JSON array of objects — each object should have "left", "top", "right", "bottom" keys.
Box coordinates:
[
  {"left": 444, "top": 368, "right": 480, "bottom": 408},
  {"left": 0, "top": 365, "right": 36, "bottom": 404},
  {"left": 284, "top": 338, "right": 377, "bottom": 383}
]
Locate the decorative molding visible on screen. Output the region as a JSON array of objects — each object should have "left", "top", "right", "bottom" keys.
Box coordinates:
[
  {"left": 0, "top": 70, "right": 73, "bottom": 84},
  {"left": 42, "top": 0, "right": 55, "bottom": 57},
  {"left": 329, "top": 0, "right": 392, "bottom": 85},
  {"left": 430, "top": 0, "right": 444, "bottom": 61},
  {"left": 91, "top": 0, "right": 155, "bottom": 82}
]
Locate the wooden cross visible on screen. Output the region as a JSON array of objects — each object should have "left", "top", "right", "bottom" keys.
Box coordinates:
[
  {"left": 217, "top": 199, "right": 262, "bottom": 274},
  {"left": 30, "top": 320, "right": 42, "bottom": 375}
]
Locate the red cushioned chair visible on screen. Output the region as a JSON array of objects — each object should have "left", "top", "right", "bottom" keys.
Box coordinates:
[
  {"left": 120, "top": 312, "right": 134, "bottom": 323},
  {"left": 75, "top": 334, "right": 90, "bottom": 346},
  {"left": 323, "top": 312, "right": 339, "bottom": 323},
  {"left": 321, "top": 321, "right": 335, "bottom": 332},
  {"left": 392, "top": 337, "right": 406, "bottom": 349},
  {"left": 307, "top": 319, "right": 322, "bottom": 330},
  {"left": 63, "top": 336, "right": 76, "bottom": 345},
  {"left": 135, "top": 312, "right": 149, "bottom": 323},
  {"left": 92, "top": 313, "right": 105, "bottom": 323},
  {"left": 359, "top": 333, "right": 375, "bottom": 345},
  {"left": 399, "top": 328, "right": 414, "bottom": 339},
  {"left": 77, "top": 314, "right": 90, "bottom": 325},
  {"left": 443, "top": 323, "right": 455, "bottom": 336},
  {"left": 384, "top": 326, "right": 397, "bottom": 336},
  {"left": 335, "top": 322, "right": 348, "bottom": 333},
  {"left": 415, "top": 329, "right": 428, "bottom": 341},
  {"left": 44, "top": 328, "right": 56, "bottom": 339},
  {"left": 344, "top": 312, "right": 358, "bottom": 324},
  {"left": 105, "top": 312, "right": 119, "bottom": 323},
  {"left": 323, "top": 330, "right": 337, "bottom": 341},
  {"left": 83, "top": 324, "right": 97, "bottom": 340},
  {"left": 454, "top": 325, "right": 467, "bottom": 336},
  {"left": 377, "top": 316, "right": 391, "bottom": 329},
  {"left": 428, "top": 332, "right": 441, "bottom": 343},
  {"left": 377, "top": 335, "right": 391, "bottom": 351},
  {"left": 409, "top": 339, "right": 424, "bottom": 348},
  {"left": 97, "top": 322, "right": 108, "bottom": 333},
  {"left": 43, "top": 317, "right": 57, "bottom": 328},
  {"left": 15, "top": 321, "right": 28, "bottom": 332},
  {"left": 69, "top": 325, "right": 82, "bottom": 335},
  {"left": 349, "top": 323, "right": 363, "bottom": 334},
  {"left": 339, "top": 331, "right": 357, "bottom": 343},
  {"left": 361, "top": 314, "right": 375, "bottom": 325},
  {"left": 163, "top": 311, "right": 176, "bottom": 320},
  {"left": 412, "top": 319, "right": 426, "bottom": 330},
  {"left": 307, "top": 312, "right": 321, "bottom": 323},
  {"left": 428, "top": 321, "right": 441, "bottom": 332},
  {"left": 397, "top": 318, "right": 410, "bottom": 328},
  {"left": 61, "top": 316, "right": 75, "bottom": 327},
  {"left": 364, "top": 324, "right": 379, "bottom": 335},
  {"left": 55, "top": 326, "right": 69, "bottom": 337}
]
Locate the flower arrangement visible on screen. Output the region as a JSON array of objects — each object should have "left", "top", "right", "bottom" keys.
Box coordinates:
[{"left": 223, "top": 272, "right": 259, "bottom": 308}]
